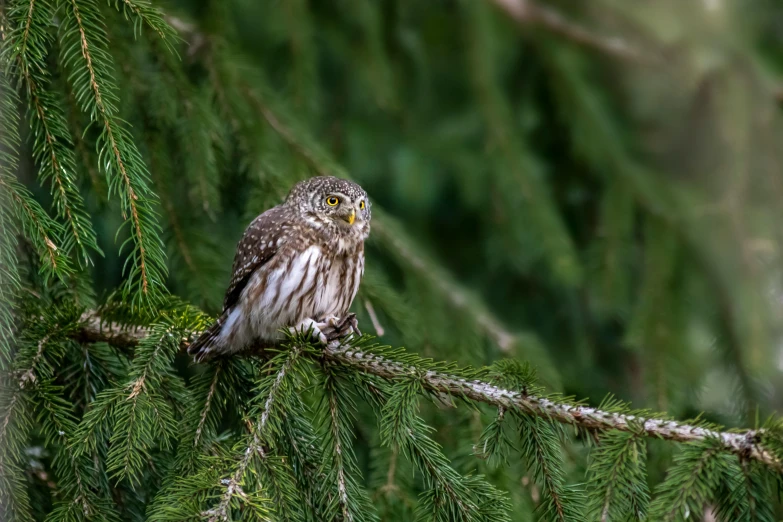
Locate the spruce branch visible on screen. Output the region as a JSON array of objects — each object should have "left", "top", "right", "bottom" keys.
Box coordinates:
[
  {"left": 464, "top": 0, "right": 583, "bottom": 288},
  {"left": 206, "top": 347, "right": 303, "bottom": 521},
  {"left": 6, "top": 0, "right": 101, "bottom": 266},
  {"left": 377, "top": 378, "right": 510, "bottom": 521},
  {"left": 325, "top": 344, "right": 782, "bottom": 472},
  {"left": 0, "top": 65, "right": 72, "bottom": 281},
  {"left": 317, "top": 363, "right": 377, "bottom": 522},
  {"left": 3, "top": 178, "right": 72, "bottom": 275},
  {"left": 587, "top": 430, "right": 649, "bottom": 521},
  {"left": 716, "top": 457, "right": 777, "bottom": 522},
  {"left": 647, "top": 440, "right": 729, "bottom": 521},
  {"left": 326, "top": 376, "right": 353, "bottom": 521},
  {"left": 0, "top": 62, "right": 22, "bottom": 366},
  {"left": 363, "top": 299, "right": 384, "bottom": 336},
  {"left": 3, "top": 308, "right": 119, "bottom": 522},
  {"left": 108, "top": 0, "right": 177, "bottom": 45},
  {"left": 73, "top": 315, "right": 783, "bottom": 472},
  {"left": 193, "top": 364, "right": 220, "bottom": 449},
  {"left": 516, "top": 415, "right": 578, "bottom": 521},
  {"left": 59, "top": 0, "right": 168, "bottom": 303}
]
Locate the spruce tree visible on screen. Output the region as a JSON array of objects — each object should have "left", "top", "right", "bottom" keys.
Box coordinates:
[{"left": 1, "top": 1, "right": 782, "bottom": 521}]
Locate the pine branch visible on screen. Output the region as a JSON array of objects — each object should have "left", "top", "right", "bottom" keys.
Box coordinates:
[
  {"left": 0, "top": 57, "right": 22, "bottom": 368},
  {"left": 59, "top": 0, "right": 168, "bottom": 303},
  {"left": 317, "top": 363, "right": 376, "bottom": 522},
  {"left": 6, "top": 0, "right": 101, "bottom": 266},
  {"left": 205, "top": 347, "right": 304, "bottom": 521},
  {"left": 326, "top": 344, "right": 782, "bottom": 471},
  {"left": 73, "top": 315, "right": 783, "bottom": 472},
  {"left": 0, "top": 62, "right": 72, "bottom": 284}
]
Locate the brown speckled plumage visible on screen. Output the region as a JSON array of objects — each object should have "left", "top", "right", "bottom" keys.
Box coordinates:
[{"left": 188, "top": 176, "right": 371, "bottom": 361}]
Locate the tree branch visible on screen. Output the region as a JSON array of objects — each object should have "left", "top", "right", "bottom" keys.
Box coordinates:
[
  {"left": 487, "top": 0, "right": 649, "bottom": 62},
  {"left": 74, "top": 314, "right": 783, "bottom": 472},
  {"left": 325, "top": 344, "right": 780, "bottom": 471}
]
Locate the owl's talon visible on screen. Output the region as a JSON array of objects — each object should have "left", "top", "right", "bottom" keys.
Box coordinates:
[
  {"left": 333, "top": 313, "right": 361, "bottom": 338},
  {"left": 325, "top": 314, "right": 360, "bottom": 342},
  {"left": 291, "top": 318, "right": 329, "bottom": 345},
  {"left": 292, "top": 315, "right": 361, "bottom": 346}
]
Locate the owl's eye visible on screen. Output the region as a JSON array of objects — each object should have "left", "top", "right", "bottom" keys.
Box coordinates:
[
  {"left": 325, "top": 196, "right": 339, "bottom": 206},
  {"left": 359, "top": 200, "right": 365, "bottom": 210}
]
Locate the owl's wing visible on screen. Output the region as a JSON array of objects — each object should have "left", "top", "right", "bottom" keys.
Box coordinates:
[{"left": 223, "top": 206, "right": 288, "bottom": 311}]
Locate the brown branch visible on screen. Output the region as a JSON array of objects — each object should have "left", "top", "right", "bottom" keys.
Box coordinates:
[
  {"left": 326, "top": 344, "right": 781, "bottom": 472},
  {"left": 74, "top": 314, "right": 783, "bottom": 472},
  {"left": 488, "top": 0, "right": 648, "bottom": 62},
  {"left": 363, "top": 299, "right": 384, "bottom": 337},
  {"left": 76, "top": 311, "right": 150, "bottom": 349}
]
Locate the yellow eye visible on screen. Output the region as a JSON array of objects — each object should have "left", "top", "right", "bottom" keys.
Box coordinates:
[
  {"left": 359, "top": 200, "right": 365, "bottom": 210},
  {"left": 326, "top": 196, "right": 339, "bottom": 206}
]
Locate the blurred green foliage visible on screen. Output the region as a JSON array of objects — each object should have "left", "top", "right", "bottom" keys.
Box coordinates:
[{"left": 2, "top": 0, "right": 783, "bottom": 520}]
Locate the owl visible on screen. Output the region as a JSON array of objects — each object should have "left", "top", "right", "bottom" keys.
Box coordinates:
[{"left": 188, "top": 176, "right": 371, "bottom": 362}]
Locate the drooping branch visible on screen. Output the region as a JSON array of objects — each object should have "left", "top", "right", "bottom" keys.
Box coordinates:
[{"left": 73, "top": 313, "right": 783, "bottom": 472}]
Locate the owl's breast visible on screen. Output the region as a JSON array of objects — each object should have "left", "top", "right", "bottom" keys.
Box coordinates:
[
  {"left": 228, "top": 243, "right": 363, "bottom": 345},
  {"left": 311, "top": 245, "right": 364, "bottom": 320}
]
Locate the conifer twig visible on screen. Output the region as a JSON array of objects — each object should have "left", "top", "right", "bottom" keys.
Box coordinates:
[
  {"left": 363, "top": 299, "right": 384, "bottom": 337},
  {"left": 74, "top": 315, "right": 783, "bottom": 472}
]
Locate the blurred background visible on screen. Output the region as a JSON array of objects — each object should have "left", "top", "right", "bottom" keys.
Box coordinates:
[
  {"left": 13, "top": 0, "right": 783, "bottom": 515},
  {"left": 134, "top": 0, "right": 783, "bottom": 423}
]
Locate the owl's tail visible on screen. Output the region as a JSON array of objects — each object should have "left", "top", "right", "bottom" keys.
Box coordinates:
[{"left": 187, "top": 315, "right": 225, "bottom": 362}]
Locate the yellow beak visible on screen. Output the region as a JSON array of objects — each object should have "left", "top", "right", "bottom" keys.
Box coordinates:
[{"left": 346, "top": 209, "right": 355, "bottom": 225}]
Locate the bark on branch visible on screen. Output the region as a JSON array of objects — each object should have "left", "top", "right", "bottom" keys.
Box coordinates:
[{"left": 75, "top": 312, "right": 782, "bottom": 472}]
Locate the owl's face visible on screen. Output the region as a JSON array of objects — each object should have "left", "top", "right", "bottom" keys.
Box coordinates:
[{"left": 287, "top": 176, "right": 371, "bottom": 239}]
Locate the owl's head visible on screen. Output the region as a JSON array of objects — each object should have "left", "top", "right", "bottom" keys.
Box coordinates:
[{"left": 287, "top": 176, "right": 371, "bottom": 239}]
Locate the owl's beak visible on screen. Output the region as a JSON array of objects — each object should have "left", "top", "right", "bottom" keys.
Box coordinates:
[{"left": 345, "top": 209, "right": 356, "bottom": 225}]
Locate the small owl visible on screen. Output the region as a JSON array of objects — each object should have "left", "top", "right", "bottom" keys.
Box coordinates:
[{"left": 188, "top": 176, "right": 371, "bottom": 361}]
